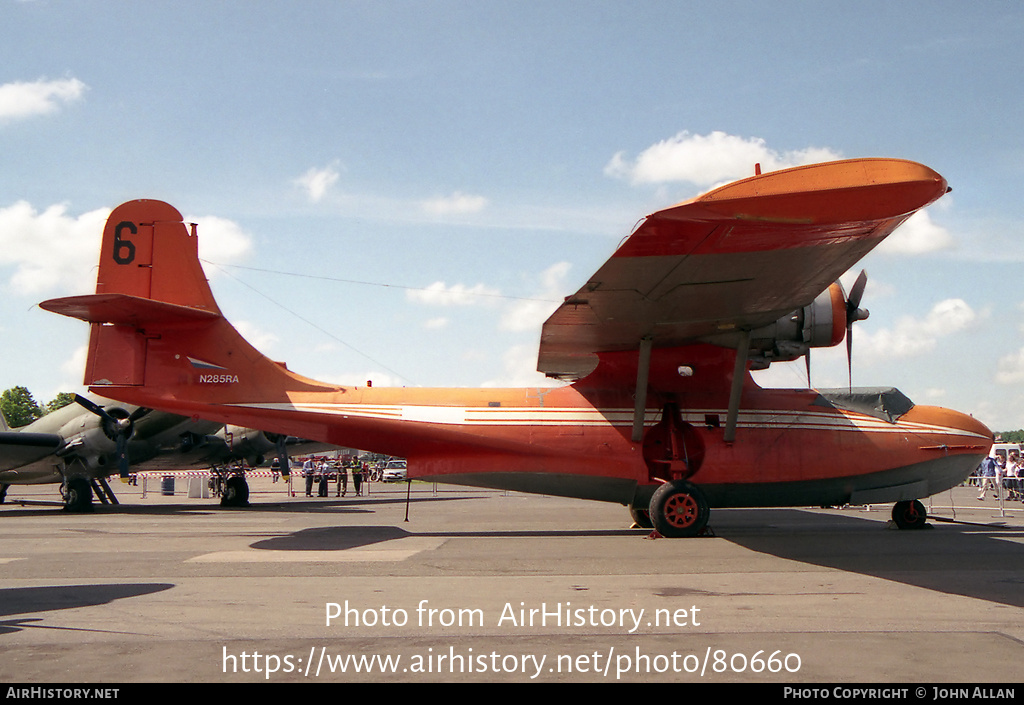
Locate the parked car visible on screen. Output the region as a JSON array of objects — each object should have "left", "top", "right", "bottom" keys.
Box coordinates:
[{"left": 381, "top": 459, "right": 407, "bottom": 482}]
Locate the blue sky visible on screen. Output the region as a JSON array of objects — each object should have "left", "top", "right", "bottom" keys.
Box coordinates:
[{"left": 2, "top": 1, "right": 1023, "bottom": 431}]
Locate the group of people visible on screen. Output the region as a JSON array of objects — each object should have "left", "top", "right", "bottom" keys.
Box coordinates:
[
  {"left": 975, "top": 451, "right": 1023, "bottom": 502},
  {"left": 301, "top": 456, "right": 368, "bottom": 498}
]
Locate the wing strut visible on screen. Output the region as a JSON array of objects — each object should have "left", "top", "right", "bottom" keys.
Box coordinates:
[
  {"left": 723, "top": 331, "right": 751, "bottom": 443},
  {"left": 631, "top": 336, "right": 654, "bottom": 443}
]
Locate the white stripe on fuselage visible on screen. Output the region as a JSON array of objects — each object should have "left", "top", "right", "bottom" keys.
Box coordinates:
[{"left": 222, "top": 402, "right": 989, "bottom": 443}]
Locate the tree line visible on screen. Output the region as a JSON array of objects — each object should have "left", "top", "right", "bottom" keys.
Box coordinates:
[{"left": 1, "top": 387, "right": 76, "bottom": 428}]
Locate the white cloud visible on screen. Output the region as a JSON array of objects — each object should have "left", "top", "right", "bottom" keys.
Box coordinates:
[
  {"left": 406, "top": 281, "right": 501, "bottom": 306},
  {"left": 233, "top": 320, "right": 278, "bottom": 354},
  {"left": 420, "top": 191, "right": 489, "bottom": 216},
  {"left": 0, "top": 201, "right": 108, "bottom": 295},
  {"left": 857, "top": 298, "right": 979, "bottom": 360},
  {"left": 605, "top": 131, "right": 842, "bottom": 187},
  {"left": 877, "top": 209, "right": 955, "bottom": 255},
  {"left": 189, "top": 214, "right": 253, "bottom": 266},
  {"left": 423, "top": 316, "right": 449, "bottom": 330},
  {"left": 995, "top": 347, "right": 1024, "bottom": 385},
  {"left": 500, "top": 261, "right": 570, "bottom": 332},
  {"left": 0, "top": 77, "right": 87, "bottom": 122},
  {"left": 0, "top": 201, "right": 253, "bottom": 297},
  {"left": 294, "top": 162, "right": 341, "bottom": 202},
  {"left": 481, "top": 344, "right": 565, "bottom": 388}
]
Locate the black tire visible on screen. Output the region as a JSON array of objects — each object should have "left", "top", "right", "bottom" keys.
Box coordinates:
[
  {"left": 629, "top": 504, "right": 653, "bottom": 529},
  {"left": 220, "top": 476, "right": 250, "bottom": 507},
  {"left": 649, "top": 480, "right": 709, "bottom": 538},
  {"left": 891, "top": 499, "right": 927, "bottom": 530},
  {"left": 63, "top": 477, "right": 94, "bottom": 513}
]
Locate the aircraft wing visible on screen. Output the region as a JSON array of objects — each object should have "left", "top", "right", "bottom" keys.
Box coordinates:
[
  {"left": 538, "top": 158, "right": 948, "bottom": 378},
  {"left": 0, "top": 432, "right": 63, "bottom": 472}
]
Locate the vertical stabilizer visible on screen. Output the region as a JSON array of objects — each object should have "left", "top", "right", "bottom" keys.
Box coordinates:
[{"left": 41, "top": 200, "right": 335, "bottom": 407}]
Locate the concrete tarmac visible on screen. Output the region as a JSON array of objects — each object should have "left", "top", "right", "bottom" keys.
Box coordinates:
[{"left": 1, "top": 476, "right": 1022, "bottom": 683}]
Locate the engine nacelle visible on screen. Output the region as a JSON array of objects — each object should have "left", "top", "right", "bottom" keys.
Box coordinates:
[
  {"left": 748, "top": 282, "right": 852, "bottom": 370},
  {"left": 218, "top": 426, "right": 277, "bottom": 466},
  {"left": 57, "top": 406, "right": 134, "bottom": 470}
]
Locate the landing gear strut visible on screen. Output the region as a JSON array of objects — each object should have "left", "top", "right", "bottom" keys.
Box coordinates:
[
  {"left": 891, "top": 499, "right": 927, "bottom": 530},
  {"left": 648, "top": 480, "right": 710, "bottom": 538}
]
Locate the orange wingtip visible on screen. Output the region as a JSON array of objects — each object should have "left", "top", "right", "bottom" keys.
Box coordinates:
[{"left": 665, "top": 158, "right": 948, "bottom": 225}]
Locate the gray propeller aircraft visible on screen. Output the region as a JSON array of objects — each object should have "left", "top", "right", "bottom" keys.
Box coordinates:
[{"left": 0, "top": 394, "right": 315, "bottom": 511}]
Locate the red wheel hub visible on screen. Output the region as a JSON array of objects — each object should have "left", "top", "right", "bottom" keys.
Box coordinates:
[{"left": 664, "top": 492, "right": 699, "bottom": 528}]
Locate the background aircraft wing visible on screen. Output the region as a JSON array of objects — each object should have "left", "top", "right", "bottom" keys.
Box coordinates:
[
  {"left": 538, "top": 158, "right": 948, "bottom": 378},
  {"left": 0, "top": 432, "right": 63, "bottom": 471}
]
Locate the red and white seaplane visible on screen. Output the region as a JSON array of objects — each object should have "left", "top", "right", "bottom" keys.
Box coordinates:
[{"left": 41, "top": 158, "right": 992, "bottom": 535}]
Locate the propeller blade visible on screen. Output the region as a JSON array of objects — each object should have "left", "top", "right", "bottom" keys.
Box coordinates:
[
  {"left": 847, "top": 325, "right": 854, "bottom": 392},
  {"left": 74, "top": 394, "right": 112, "bottom": 422},
  {"left": 844, "top": 270, "right": 869, "bottom": 392},
  {"left": 847, "top": 269, "right": 868, "bottom": 313},
  {"left": 273, "top": 434, "right": 290, "bottom": 479},
  {"left": 116, "top": 434, "right": 131, "bottom": 479}
]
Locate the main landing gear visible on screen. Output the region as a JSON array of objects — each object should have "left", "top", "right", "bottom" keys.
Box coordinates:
[
  {"left": 218, "top": 472, "right": 250, "bottom": 508},
  {"left": 891, "top": 499, "right": 928, "bottom": 530},
  {"left": 633, "top": 403, "right": 711, "bottom": 538},
  {"left": 62, "top": 477, "right": 94, "bottom": 513},
  {"left": 647, "top": 480, "right": 711, "bottom": 538}
]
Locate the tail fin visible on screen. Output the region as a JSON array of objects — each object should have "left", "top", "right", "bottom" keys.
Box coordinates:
[
  {"left": 41, "top": 200, "right": 333, "bottom": 410},
  {"left": 95, "top": 200, "right": 220, "bottom": 313}
]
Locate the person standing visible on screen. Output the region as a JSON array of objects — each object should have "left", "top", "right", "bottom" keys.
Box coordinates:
[
  {"left": 977, "top": 454, "right": 997, "bottom": 500},
  {"left": 353, "top": 461, "right": 364, "bottom": 496},
  {"left": 303, "top": 457, "right": 314, "bottom": 497}
]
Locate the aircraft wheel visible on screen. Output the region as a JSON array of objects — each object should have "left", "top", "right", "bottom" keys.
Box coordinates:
[
  {"left": 63, "top": 477, "right": 94, "bottom": 513},
  {"left": 649, "top": 480, "right": 709, "bottom": 538},
  {"left": 891, "top": 499, "right": 927, "bottom": 530},
  {"left": 220, "top": 476, "right": 250, "bottom": 507},
  {"left": 628, "top": 504, "right": 653, "bottom": 529}
]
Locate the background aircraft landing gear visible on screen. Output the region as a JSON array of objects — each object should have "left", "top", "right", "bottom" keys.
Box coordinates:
[
  {"left": 62, "top": 477, "right": 94, "bottom": 513},
  {"left": 891, "top": 499, "right": 928, "bottom": 530},
  {"left": 649, "top": 480, "right": 710, "bottom": 538},
  {"left": 628, "top": 504, "right": 653, "bottom": 529},
  {"left": 220, "top": 475, "right": 250, "bottom": 507}
]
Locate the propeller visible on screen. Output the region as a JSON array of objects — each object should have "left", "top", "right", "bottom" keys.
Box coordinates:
[
  {"left": 844, "top": 270, "right": 870, "bottom": 391},
  {"left": 74, "top": 395, "right": 150, "bottom": 480}
]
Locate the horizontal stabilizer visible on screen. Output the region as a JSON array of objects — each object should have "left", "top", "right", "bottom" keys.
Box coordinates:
[{"left": 41, "top": 293, "right": 220, "bottom": 327}]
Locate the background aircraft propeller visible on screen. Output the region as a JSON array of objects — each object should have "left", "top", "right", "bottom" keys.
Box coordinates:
[{"left": 74, "top": 395, "right": 150, "bottom": 479}]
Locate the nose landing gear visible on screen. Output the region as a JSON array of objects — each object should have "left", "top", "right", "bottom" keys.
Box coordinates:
[{"left": 891, "top": 499, "right": 928, "bottom": 530}]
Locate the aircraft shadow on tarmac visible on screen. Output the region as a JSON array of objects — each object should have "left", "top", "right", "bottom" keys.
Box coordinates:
[
  {"left": 250, "top": 524, "right": 643, "bottom": 552},
  {"left": 685, "top": 508, "right": 1024, "bottom": 611},
  {"left": 248, "top": 507, "right": 1024, "bottom": 611},
  {"left": 0, "top": 583, "right": 174, "bottom": 636},
  {"left": 0, "top": 494, "right": 475, "bottom": 518}
]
